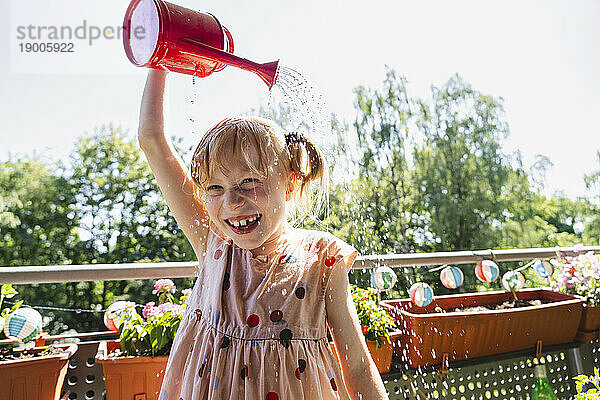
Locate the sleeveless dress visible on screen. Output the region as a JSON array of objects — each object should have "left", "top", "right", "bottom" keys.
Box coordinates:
[{"left": 158, "top": 227, "right": 358, "bottom": 400}]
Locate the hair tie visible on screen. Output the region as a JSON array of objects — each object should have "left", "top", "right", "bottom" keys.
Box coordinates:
[{"left": 285, "top": 132, "right": 307, "bottom": 146}]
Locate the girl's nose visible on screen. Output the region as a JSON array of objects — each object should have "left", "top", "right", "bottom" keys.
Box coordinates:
[{"left": 224, "top": 188, "right": 245, "bottom": 209}]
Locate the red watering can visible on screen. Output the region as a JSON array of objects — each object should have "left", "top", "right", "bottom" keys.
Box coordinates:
[{"left": 123, "top": 0, "right": 279, "bottom": 89}]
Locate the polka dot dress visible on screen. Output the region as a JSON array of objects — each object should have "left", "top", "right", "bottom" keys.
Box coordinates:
[{"left": 158, "top": 228, "right": 357, "bottom": 400}]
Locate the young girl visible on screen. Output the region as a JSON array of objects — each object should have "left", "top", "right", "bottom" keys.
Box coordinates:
[{"left": 138, "top": 69, "right": 388, "bottom": 400}]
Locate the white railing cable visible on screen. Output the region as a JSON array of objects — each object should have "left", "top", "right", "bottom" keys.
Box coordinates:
[{"left": 1, "top": 246, "right": 599, "bottom": 285}]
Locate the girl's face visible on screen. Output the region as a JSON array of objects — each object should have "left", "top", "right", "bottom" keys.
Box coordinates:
[{"left": 203, "top": 146, "right": 289, "bottom": 255}]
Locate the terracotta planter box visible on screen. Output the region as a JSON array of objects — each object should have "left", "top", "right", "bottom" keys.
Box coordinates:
[
  {"left": 329, "top": 331, "right": 400, "bottom": 374},
  {"left": 96, "top": 340, "right": 168, "bottom": 400},
  {"left": 381, "top": 289, "right": 584, "bottom": 369},
  {"left": 0, "top": 343, "right": 78, "bottom": 400},
  {"left": 579, "top": 304, "right": 600, "bottom": 332}
]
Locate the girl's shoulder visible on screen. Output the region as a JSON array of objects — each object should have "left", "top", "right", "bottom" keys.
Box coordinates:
[{"left": 290, "top": 228, "right": 358, "bottom": 271}]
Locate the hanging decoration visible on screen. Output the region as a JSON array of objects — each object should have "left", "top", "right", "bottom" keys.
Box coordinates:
[
  {"left": 3, "top": 307, "right": 42, "bottom": 342},
  {"left": 409, "top": 282, "right": 434, "bottom": 307},
  {"left": 104, "top": 301, "right": 138, "bottom": 332},
  {"left": 502, "top": 270, "right": 525, "bottom": 292},
  {"left": 370, "top": 266, "right": 397, "bottom": 292},
  {"left": 475, "top": 260, "right": 500, "bottom": 283},
  {"left": 439, "top": 265, "right": 464, "bottom": 289},
  {"left": 532, "top": 259, "right": 554, "bottom": 279}
]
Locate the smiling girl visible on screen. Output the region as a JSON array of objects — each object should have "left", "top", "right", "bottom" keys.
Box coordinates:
[{"left": 138, "top": 69, "right": 388, "bottom": 400}]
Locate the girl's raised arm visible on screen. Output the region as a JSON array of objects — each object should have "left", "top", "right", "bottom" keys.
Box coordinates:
[{"left": 138, "top": 69, "right": 210, "bottom": 264}]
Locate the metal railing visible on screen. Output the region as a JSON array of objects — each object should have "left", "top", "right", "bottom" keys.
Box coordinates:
[{"left": 2, "top": 245, "right": 599, "bottom": 284}]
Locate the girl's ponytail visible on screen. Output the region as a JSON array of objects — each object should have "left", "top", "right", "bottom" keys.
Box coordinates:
[{"left": 285, "top": 132, "right": 328, "bottom": 220}]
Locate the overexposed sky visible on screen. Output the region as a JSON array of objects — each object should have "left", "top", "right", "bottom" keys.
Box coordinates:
[{"left": 1, "top": 0, "right": 599, "bottom": 198}]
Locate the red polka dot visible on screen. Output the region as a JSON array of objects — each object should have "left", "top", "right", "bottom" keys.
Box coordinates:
[
  {"left": 247, "top": 314, "right": 260, "bottom": 327},
  {"left": 266, "top": 392, "right": 279, "bottom": 400},
  {"left": 325, "top": 256, "right": 336, "bottom": 267},
  {"left": 214, "top": 249, "right": 223, "bottom": 260}
]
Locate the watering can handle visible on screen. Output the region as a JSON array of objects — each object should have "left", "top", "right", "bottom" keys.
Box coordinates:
[{"left": 214, "top": 27, "right": 234, "bottom": 72}]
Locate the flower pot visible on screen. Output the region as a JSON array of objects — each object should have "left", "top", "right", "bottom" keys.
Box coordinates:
[
  {"left": 381, "top": 288, "right": 584, "bottom": 369},
  {"left": 0, "top": 343, "right": 77, "bottom": 400},
  {"left": 329, "top": 332, "right": 400, "bottom": 374},
  {"left": 96, "top": 340, "right": 168, "bottom": 400},
  {"left": 579, "top": 304, "right": 600, "bottom": 332}
]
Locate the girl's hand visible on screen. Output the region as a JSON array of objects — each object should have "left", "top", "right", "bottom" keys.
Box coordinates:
[
  {"left": 326, "top": 262, "right": 389, "bottom": 400},
  {"left": 136, "top": 68, "right": 210, "bottom": 264}
]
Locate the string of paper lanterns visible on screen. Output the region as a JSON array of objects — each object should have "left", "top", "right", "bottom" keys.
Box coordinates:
[{"left": 369, "top": 257, "right": 556, "bottom": 308}]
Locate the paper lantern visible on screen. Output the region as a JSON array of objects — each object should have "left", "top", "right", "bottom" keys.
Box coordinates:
[
  {"left": 3, "top": 307, "right": 42, "bottom": 342},
  {"left": 502, "top": 271, "right": 525, "bottom": 291},
  {"left": 104, "top": 301, "right": 137, "bottom": 332},
  {"left": 475, "top": 260, "right": 500, "bottom": 283},
  {"left": 370, "top": 266, "right": 397, "bottom": 292},
  {"left": 533, "top": 260, "right": 554, "bottom": 279},
  {"left": 440, "top": 266, "right": 464, "bottom": 289},
  {"left": 409, "top": 282, "right": 434, "bottom": 307}
]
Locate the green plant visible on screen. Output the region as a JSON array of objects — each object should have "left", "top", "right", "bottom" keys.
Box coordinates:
[
  {"left": 119, "top": 279, "right": 190, "bottom": 357},
  {"left": 0, "top": 284, "right": 23, "bottom": 333},
  {"left": 350, "top": 284, "right": 396, "bottom": 347},
  {"left": 574, "top": 368, "right": 600, "bottom": 399}
]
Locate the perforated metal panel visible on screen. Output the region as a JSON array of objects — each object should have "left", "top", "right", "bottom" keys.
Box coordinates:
[
  {"left": 381, "top": 343, "right": 596, "bottom": 400},
  {"left": 61, "top": 341, "right": 106, "bottom": 400},
  {"left": 57, "top": 340, "right": 599, "bottom": 400}
]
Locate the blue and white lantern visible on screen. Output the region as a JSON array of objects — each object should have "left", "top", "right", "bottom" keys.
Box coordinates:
[
  {"left": 502, "top": 270, "right": 525, "bottom": 291},
  {"left": 440, "top": 266, "right": 464, "bottom": 289},
  {"left": 533, "top": 260, "right": 554, "bottom": 279},
  {"left": 370, "top": 266, "right": 397, "bottom": 292},
  {"left": 475, "top": 260, "right": 500, "bottom": 283},
  {"left": 409, "top": 282, "right": 434, "bottom": 307},
  {"left": 3, "top": 307, "right": 42, "bottom": 342}
]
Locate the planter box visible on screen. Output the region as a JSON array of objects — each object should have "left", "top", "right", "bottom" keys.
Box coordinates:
[
  {"left": 579, "top": 304, "right": 600, "bottom": 332},
  {"left": 96, "top": 340, "right": 168, "bottom": 400},
  {"left": 0, "top": 343, "right": 78, "bottom": 400},
  {"left": 329, "top": 331, "right": 400, "bottom": 374},
  {"left": 382, "top": 288, "right": 584, "bottom": 368}
]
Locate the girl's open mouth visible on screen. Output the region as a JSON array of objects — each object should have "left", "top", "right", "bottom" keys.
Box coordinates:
[{"left": 225, "top": 214, "right": 261, "bottom": 234}]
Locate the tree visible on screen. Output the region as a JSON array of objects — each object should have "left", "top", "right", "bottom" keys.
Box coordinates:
[
  {"left": 0, "top": 157, "right": 78, "bottom": 266},
  {"left": 413, "top": 74, "right": 526, "bottom": 251}
]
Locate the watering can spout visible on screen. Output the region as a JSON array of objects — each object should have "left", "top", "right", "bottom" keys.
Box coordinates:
[{"left": 253, "top": 61, "right": 279, "bottom": 90}]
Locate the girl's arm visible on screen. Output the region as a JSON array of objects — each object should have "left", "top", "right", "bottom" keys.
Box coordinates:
[
  {"left": 138, "top": 69, "right": 210, "bottom": 264},
  {"left": 325, "top": 263, "right": 389, "bottom": 400}
]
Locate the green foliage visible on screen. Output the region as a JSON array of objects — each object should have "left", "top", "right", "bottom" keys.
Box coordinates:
[
  {"left": 1, "top": 125, "right": 195, "bottom": 334},
  {"left": 350, "top": 285, "right": 396, "bottom": 347},
  {"left": 574, "top": 367, "right": 600, "bottom": 399},
  {"left": 0, "top": 284, "right": 22, "bottom": 319}
]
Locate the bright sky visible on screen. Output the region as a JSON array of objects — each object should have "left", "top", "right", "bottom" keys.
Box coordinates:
[{"left": 1, "top": 0, "right": 599, "bottom": 199}]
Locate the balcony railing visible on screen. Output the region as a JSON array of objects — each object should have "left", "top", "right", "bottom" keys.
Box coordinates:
[{"left": 1, "top": 245, "right": 599, "bottom": 400}]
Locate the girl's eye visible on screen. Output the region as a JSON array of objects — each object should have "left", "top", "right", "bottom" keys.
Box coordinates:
[
  {"left": 206, "top": 185, "right": 223, "bottom": 192},
  {"left": 240, "top": 178, "right": 260, "bottom": 190}
]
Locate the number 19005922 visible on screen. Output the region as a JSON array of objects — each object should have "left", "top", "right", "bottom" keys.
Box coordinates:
[{"left": 19, "top": 42, "right": 74, "bottom": 52}]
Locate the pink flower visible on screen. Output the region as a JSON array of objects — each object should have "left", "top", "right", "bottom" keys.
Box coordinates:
[
  {"left": 142, "top": 302, "right": 156, "bottom": 319},
  {"left": 153, "top": 279, "right": 176, "bottom": 294}
]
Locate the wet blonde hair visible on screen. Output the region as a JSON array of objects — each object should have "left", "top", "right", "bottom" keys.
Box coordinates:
[{"left": 190, "top": 116, "right": 328, "bottom": 222}]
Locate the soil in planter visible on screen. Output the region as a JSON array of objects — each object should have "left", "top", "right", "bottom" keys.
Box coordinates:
[
  {"left": 0, "top": 344, "right": 65, "bottom": 362},
  {"left": 446, "top": 298, "right": 553, "bottom": 313}
]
